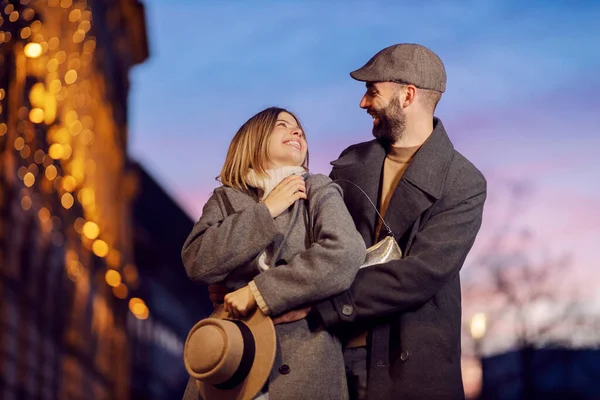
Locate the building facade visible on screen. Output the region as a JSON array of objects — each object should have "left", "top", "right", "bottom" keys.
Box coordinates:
[{"left": 0, "top": 1, "right": 152, "bottom": 398}]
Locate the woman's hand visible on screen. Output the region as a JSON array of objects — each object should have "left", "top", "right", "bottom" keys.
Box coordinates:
[
  {"left": 263, "top": 175, "right": 307, "bottom": 218},
  {"left": 224, "top": 285, "right": 257, "bottom": 318}
]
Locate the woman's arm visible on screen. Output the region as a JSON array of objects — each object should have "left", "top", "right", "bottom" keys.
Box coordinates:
[
  {"left": 250, "top": 175, "right": 366, "bottom": 316},
  {"left": 181, "top": 189, "right": 281, "bottom": 284}
]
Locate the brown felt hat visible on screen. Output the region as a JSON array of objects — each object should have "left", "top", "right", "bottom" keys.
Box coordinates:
[
  {"left": 350, "top": 43, "right": 447, "bottom": 92},
  {"left": 184, "top": 306, "right": 276, "bottom": 400}
]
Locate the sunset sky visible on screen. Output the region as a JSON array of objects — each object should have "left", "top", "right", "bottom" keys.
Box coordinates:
[{"left": 127, "top": 0, "right": 600, "bottom": 352}]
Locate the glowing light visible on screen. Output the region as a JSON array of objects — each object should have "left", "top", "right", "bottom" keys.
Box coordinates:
[
  {"left": 69, "top": 9, "right": 81, "bottom": 21},
  {"left": 23, "top": 172, "right": 35, "bottom": 187},
  {"left": 49, "top": 80, "right": 61, "bottom": 93},
  {"left": 67, "top": 260, "right": 83, "bottom": 281},
  {"left": 20, "top": 145, "right": 31, "bottom": 159},
  {"left": 14, "top": 137, "right": 25, "bottom": 151},
  {"left": 29, "top": 108, "right": 44, "bottom": 123},
  {"left": 106, "top": 249, "right": 121, "bottom": 268},
  {"left": 48, "top": 143, "right": 63, "bottom": 159},
  {"left": 69, "top": 120, "right": 82, "bottom": 135},
  {"left": 48, "top": 37, "right": 59, "bottom": 50},
  {"left": 62, "top": 175, "right": 77, "bottom": 192},
  {"left": 113, "top": 284, "right": 128, "bottom": 299},
  {"left": 72, "top": 30, "right": 85, "bottom": 43},
  {"left": 46, "top": 58, "right": 58, "bottom": 72},
  {"left": 79, "top": 21, "right": 91, "bottom": 33},
  {"left": 105, "top": 270, "right": 122, "bottom": 287},
  {"left": 9, "top": 11, "right": 18, "bottom": 23},
  {"left": 17, "top": 167, "right": 28, "bottom": 179},
  {"left": 60, "top": 0, "right": 73, "bottom": 8},
  {"left": 29, "top": 83, "right": 46, "bottom": 105},
  {"left": 92, "top": 240, "right": 109, "bottom": 258},
  {"left": 0, "top": 123, "right": 6, "bottom": 136},
  {"left": 20, "top": 27, "right": 31, "bottom": 39},
  {"left": 45, "top": 165, "right": 58, "bottom": 180},
  {"left": 68, "top": 58, "right": 81, "bottom": 71},
  {"left": 61, "top": 192, "right": 74, "bottom": 209},
  {"left": 27, "top": 164, "right": 39, "bottom": 176},
  {"left": 83, "top": 221, "right": 100, "bottom": 240},
  {"left": 23, "top": 8, "right": 35, "bottom": 21},
  {"left": 38, "top": 207, "right": 51, "bottom": 223},
  {"left": 81, "top": 129, "right": 94, "bottom": 145},
  {"left": 129, "top": 298, "right": 149, "bottom": 320},
  {"left": 31, "top": 20, "right": 41, "bottom": 32},
  {"left": 78, "top": 188, "right": 94, "bottom": 206},
  {"left": 123, "top": 264, "right": 139, "bottom": 288},
  {"left": 470, "top": 313, "right": 487, "bottom": 340},
  {"left": 74, "top": 217, "right": 85, "bottom": 234},
  {"left": 24, "top": 43, "right": 42, "bottom": 58},
  {"left": 34, "top": 149, "right": 45, "bottom": 164},
  {"left": 65, "top": 70, "right": 77, "bottom": 84},
  {"left": 56, "top": 51, "right": 66, "bottom": 64},
  {"left": 61, "top": 144, "right": 72, "bottom": 160},
  {"left": 21, "top": 196, "right": 32, "bottom": 210},
  {"left": 83, "top": 39, "right": 96, "bottom": 53}
]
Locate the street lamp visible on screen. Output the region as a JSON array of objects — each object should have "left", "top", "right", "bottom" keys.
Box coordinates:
[
  {"left": 470, "top": 312, "right": 487, "bottom": 399},
  {"left": 470, "top": 312, "right": 487, "bottom": 341}
]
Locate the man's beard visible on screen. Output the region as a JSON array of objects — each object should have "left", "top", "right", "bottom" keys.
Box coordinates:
[{"left": 371, "top": 97, "right": 406, "bottom": 145}]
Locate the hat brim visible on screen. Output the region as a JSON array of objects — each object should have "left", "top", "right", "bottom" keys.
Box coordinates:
[
  {"left": 350, "top": 68, "right": 373, "bottom": 82},
  {"left": 186, "top": 306, "right": 276, "bottom": 400}
]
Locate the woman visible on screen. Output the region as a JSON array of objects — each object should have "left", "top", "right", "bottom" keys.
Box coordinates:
[{"left": 181, "top": 107, "right": 366, "bottom": 399}]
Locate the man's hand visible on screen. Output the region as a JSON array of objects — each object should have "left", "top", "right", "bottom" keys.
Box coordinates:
[
  {"left": 208, "top": 283, "right": 230, "bottom": 309},
  {"left": 224, "top": 285, "right": 257, "bottom": 319},
  {"left": 272, "top": 306, "right": 311, "bottom": 325}
]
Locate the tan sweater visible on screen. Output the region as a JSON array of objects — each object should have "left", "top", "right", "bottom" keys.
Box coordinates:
[{"left": 347, "top": 144, "right": 420, "bottom": 348}]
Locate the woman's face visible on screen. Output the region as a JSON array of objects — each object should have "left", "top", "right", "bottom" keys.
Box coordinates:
[{"left": 266, "top": 112, "right": 307, "bottom": 169}]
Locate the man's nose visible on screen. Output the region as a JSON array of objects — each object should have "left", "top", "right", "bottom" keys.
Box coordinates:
[{"left": 359, "top": 95, "right": 370, "bottom": 109}]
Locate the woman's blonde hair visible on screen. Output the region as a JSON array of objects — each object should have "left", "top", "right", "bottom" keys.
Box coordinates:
[{"left": 218, "top": 107, "right": 308, "bottom": 192}]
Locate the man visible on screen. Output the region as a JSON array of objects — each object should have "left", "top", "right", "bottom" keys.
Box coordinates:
[
  {"left": 209, "top": 43, "right": 486, "bottom": 399},
  {"left": 303, "top": 43, "right": 487, "bottom": 400}
]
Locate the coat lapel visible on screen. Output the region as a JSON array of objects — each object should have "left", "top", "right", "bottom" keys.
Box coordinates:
[
  {"left": 331, "top": 141, "right": 386, "bottom": 246},
  {"left": 384, "top": 118, "right": 454, "bottom": 241},
  {"left": 331, "top": 118, "right": 455, "bottom": 245}
]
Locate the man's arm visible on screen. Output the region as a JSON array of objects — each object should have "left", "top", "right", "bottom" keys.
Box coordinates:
[{"left": 313, "top": 176, "right": 486, "bottom": 330}]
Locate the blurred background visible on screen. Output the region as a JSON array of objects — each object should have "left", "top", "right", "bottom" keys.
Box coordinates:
[{"left": 0, "top": 0, "right": 598, "bottom": 399}]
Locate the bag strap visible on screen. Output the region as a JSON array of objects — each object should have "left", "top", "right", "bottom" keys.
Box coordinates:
[
  {"left": 333, "top": 179, "right": 395, "bottom": 238},
  {"left": 301, "top": 172, "right": 316, "bottom": 246}
]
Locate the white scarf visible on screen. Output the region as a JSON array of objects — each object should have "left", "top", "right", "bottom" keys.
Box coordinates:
[
  {"left": 246, "top": 165, "right": 306, "bottom": 271},
  {"left": 246, "top": 166, "right": 306, "bottom": 200}
]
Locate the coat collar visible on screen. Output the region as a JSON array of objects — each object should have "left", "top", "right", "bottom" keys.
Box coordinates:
[
  {"left": 330, "top": 118, "right": 454, "bottom": 244},
  {"left": 219, "top": 186, "right": 260, "bottom": 214}
]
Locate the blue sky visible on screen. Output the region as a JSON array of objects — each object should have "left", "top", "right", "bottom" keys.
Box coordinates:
[{"left": 127, "top": 0, "right": 600, "bottom": 350}]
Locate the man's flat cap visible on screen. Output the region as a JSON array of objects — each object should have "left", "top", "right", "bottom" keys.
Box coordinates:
[{"left": 350, "top": 43, "right": 446, "bottom": 92}]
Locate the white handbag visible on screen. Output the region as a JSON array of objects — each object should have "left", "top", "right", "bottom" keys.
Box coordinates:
[{"left": 333, "top": 179, "right": 403, "bottom": 269}]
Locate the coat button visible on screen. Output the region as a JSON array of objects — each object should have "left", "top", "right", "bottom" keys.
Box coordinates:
[
  {"left": 278, "top": 364, "right": 290, "bottom": 375},
  {"left": 400, "top": 350, "right": 410, "bottom": 362},
  {"left": 341, "top": 304, "right": 354, "bottom": 316}
]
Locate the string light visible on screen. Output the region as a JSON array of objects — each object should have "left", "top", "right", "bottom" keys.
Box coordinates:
[
  {"left": 2, "top": 1, "right": 152, "bottom": 326},
  {"left": 24, "top": 42, "right": 42, "bottom": 58}
]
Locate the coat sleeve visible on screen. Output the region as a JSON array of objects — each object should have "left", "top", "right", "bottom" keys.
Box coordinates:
[
  {"left": 181, "top": 189, "right": 281, "bottom": 284},
  {"left": 251, "top": 176, "right": 367, "bottom": 316},
  {"left": 313, "top": 175, "right": 486, "bottom": 330}
]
